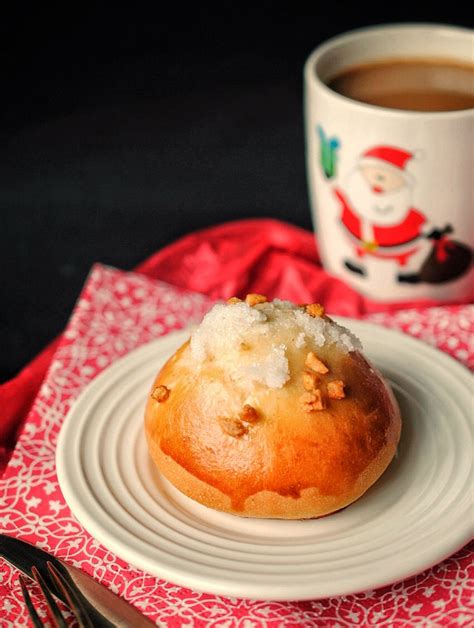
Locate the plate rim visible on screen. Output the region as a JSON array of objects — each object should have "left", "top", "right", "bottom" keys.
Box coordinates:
[{"left": 56, "top": 319, "right": 474, "bottom": 601}]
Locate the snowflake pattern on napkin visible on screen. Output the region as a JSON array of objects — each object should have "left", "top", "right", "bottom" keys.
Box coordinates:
[{"left": 0, "top": 264, "right": 473, "bottom": 627}]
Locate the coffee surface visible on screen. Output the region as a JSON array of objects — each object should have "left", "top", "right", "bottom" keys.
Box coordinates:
[{"left": 327, "top": 58, "right": 474, "bottom": 111}]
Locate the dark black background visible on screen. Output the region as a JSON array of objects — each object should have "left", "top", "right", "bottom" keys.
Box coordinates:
[{"left": 1, "top": 4, "right": 472, "bottom": 381}]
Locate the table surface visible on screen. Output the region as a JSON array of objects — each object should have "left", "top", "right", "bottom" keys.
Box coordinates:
[{"left": 1, "top": 5, "right": 472, "bottom": 381}]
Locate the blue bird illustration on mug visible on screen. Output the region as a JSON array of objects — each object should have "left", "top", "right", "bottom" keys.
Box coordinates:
[{"left": 317, "top": 125, "right": 340, "bottom": 179}]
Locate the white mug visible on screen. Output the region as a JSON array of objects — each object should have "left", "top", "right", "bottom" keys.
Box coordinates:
[{"left": 304, "top": 24, "right": 473, "bottom": 303}]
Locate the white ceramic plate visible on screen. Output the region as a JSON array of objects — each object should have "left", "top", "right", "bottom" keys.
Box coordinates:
[{"left": 56, "top": 320, "right": 474, "bottom": 601}]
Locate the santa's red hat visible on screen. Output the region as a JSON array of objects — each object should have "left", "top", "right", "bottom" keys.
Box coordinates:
[{"left": 359, "top": 145, "right": 417, "bottom": 178}]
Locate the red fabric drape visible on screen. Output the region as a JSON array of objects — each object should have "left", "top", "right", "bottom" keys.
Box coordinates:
[{"left": 1, "top": 219, "right": 468, "bottom": 471}]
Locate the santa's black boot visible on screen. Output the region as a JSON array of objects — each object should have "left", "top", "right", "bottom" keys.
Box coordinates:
[
  {"left": 397, "top": 272, "right": 421, "bottom": 283},
  {"left": 344, "top": 259, "right": 366, "bottom": 276}
]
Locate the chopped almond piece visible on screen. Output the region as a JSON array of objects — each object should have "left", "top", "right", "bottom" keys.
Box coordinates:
[
  {"left": 245, "top": 293, "right": 267, "bottom": 306},
  {"left": 305, "top": 303, "right": 325, "bottom": 318},
  {"left": 239, "top": 404, "right": 259, "bottom": 423},
  {"left": 300, "top": 389, "right": 325, "bottom": 412},
  {"left": 327, "top": 380, "right": 346, "bottom": 400},
  {"left": 227, "top": 296, "right": 242, "bottom": 304},
  {"left": 151, "top": 385, "right": 170, "bottom": 402},
  {"left": 305, "top": 351, "right": 329, "bottom": 374},
  {"left": 302, "top": 370, "right": 319, "bottom": 391},
  {"left": 219, "top": 416, "right": 248, "bottom": 438}
]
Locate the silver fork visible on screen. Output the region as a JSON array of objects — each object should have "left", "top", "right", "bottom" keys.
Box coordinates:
[{"left": 19, "top": 560, "right": 93, "bottom": 627}]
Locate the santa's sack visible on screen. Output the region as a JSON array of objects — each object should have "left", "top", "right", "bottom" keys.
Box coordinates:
[{"left": 419, "top": 237, "right": 473, "bottom": 284}]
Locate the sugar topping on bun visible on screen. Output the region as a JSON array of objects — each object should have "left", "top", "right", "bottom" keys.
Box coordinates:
[{"left": 189, "top": 297, "right": 361, "bottom": 391}]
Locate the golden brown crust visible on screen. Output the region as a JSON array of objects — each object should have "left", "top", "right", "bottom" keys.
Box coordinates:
[{"left": 145, "top": 336, "right": 401, "bottom": 519}]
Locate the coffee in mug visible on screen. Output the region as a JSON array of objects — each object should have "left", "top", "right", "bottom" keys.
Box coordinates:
[{"left": 328, "top": 57, "right": 474, "bottom": 112}]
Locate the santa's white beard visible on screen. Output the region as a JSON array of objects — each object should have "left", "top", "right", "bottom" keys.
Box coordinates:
[{"left": 345, "top": 169, "right": 413, "bottom": 225}]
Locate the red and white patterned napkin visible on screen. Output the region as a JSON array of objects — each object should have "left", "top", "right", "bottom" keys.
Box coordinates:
[{"left": 1, "top": 264, "right": 473, "bottom": 627}]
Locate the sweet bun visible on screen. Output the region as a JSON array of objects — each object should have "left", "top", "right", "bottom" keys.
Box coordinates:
[{"left": 145, "top": 296, "right": 401, "bottom": 519}]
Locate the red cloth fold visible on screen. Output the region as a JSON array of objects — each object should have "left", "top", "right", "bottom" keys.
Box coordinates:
[
  {"left": 135, "top": 218, "right": 457, "bottom": 312},
  {"left": 0, "top": 218, "right": 469, "bottom": 472}
]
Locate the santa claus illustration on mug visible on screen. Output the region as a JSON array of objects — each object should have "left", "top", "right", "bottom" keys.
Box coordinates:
[{"left": 333, "top": 145, "right": 472, "bottom": 284}]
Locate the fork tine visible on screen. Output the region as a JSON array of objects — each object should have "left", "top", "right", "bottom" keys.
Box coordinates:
[
  {"left": 32, "top": 566, "right": 68, "bottom": 628},
  {"left": 47, "top": 561, "right": 94, "bottom": 628},
  {"left": 19, "top": 575, "right": 44, "bottom": 628}
]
